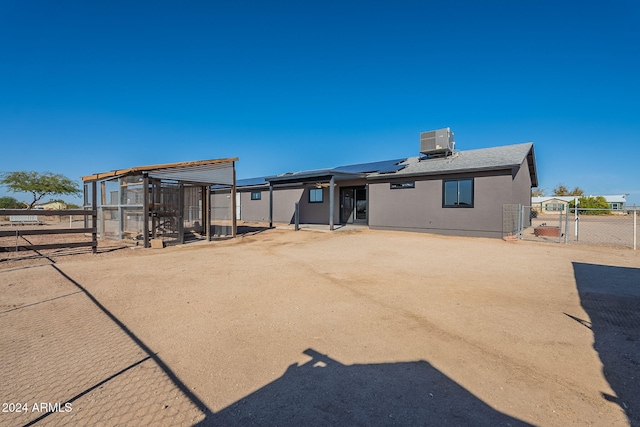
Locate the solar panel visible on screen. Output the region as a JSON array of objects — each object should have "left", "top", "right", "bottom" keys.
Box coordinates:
[
  {"left": 236, "top": 177, "right": 268, "bottom": 187},
  {"left": 333, "top": 158, "right": 407, "bottom": 174}
]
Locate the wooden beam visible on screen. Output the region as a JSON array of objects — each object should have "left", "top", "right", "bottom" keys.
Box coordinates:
[
  {"left": 0, "top": 241, "right": 96, "bottom": 252},
  {"left": 0, "top": 209, "right": 97, "bottom": 216},
  {"left": 0, "top": 229, "right": 93, "bottom": 237}
]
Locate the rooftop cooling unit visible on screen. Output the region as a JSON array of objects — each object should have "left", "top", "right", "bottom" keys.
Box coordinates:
[{"left": 420, "top": 128, "right": 454, "bottom": 156}]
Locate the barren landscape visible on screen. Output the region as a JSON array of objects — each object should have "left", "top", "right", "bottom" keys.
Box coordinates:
[{"left": 1, "top": 228, "right": 639, "bottom": 426}]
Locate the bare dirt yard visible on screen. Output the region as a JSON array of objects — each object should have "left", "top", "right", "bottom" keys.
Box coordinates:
[{"left": 1, "top": 228, "right": 639, "bottom": 426}]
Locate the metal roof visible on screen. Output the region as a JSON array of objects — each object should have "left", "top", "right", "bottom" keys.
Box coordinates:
[{"left": 82, "top": 158, "right": 237, "bottom": 185}]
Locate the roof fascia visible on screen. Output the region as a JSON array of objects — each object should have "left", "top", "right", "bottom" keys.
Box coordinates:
[{"left": 82, "top": 157, "right": 238, "bottom": 182}]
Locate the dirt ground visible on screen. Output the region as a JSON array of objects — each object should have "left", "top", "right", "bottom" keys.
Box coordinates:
[{"left": 1, "top": 228, "right": 639, "bottom": 426}]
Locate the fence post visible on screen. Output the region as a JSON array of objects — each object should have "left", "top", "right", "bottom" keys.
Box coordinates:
[
  {"left": 92, "top": 181, "right": 97, "bottom": 254},
  {"left": 574, "top": 198, "right": 579, "bottom": 242},
  {"left": 564, "top": 208, "right": 569, "bottom": 244},
  {"left": 517, "top": 204, "right": 522, "bottom": 239},
  {"left": 294, "top": 202, "right": 299, "bottom": 231},
  {"left": 634, "top": 209, "right": 637, "bottom": 251}
]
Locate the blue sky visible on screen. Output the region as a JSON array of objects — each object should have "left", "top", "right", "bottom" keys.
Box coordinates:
[{"left": 1, "top": 1, "right": 639, "bottom": 205}]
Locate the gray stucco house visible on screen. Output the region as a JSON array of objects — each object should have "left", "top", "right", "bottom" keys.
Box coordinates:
[{"left": 227, "top": 133, "right": 537, "bottom": 239}]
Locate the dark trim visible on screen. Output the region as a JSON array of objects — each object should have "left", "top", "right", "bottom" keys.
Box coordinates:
[
  {"left": 390, "top": 181, "right": 415, "bottom": 189},
  {"left": 367, "top": 166, "right": 515, "bottom": 181},
  {"left": 442, "top": 178, "right": 475, "bottom": 208},
  {"left": 309, "top": 188, "right": 324, "bottom": 203}
]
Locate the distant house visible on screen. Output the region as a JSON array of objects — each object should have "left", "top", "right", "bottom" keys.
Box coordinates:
[
  {"left": 531, "top": 196, "right": 574, "bottom": 213},
  {"left": 532, "top": 195, "right": 628, "bottom": 213},
  {"left": 34, "top": 200, "right": 68, "bottom": 210},
  {"left": 230, "top": 130, "right": 538, "bottom": 239}
]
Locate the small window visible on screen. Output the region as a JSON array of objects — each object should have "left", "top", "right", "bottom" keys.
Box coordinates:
[
  {"left": 309, "top": 188, "right": 323, "bottom": 203},
  {"left": 390, "top": 182, "right": 415, "bottom": 189},
  {"left": 545, "top": 203, "right": 564, "bottom": 211},
  {"left": 251, "top": 191, "right": 261, "bottom": 200},
  {"left": 443, "top": 178, "right": 474, "bottom": 208}
]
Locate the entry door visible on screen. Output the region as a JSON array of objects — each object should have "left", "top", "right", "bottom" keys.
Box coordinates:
[
  {"left": 340, "top": 188, "right": 354, "bottom": 224},
  {"left": 354, "top": 188, "right": 367, "bottom": 222}
]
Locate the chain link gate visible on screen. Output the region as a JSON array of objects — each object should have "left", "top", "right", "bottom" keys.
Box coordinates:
[
  {"left": 503, "top": 204, "right": 567, "bottom": 243},
  {"left": 505, "top": 204, "right": 637, "bottom": 249}
]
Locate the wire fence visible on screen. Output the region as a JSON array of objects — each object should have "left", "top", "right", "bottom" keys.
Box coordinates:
[
  {"left": 504, "top": 204, "right": 638, "bottom": 250},
  {"left": 0, "top": 209, "right": 97, "bottom": 261}
]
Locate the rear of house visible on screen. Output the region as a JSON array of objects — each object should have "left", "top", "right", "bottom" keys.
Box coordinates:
[{"left": 234, "top": 130, "right": 537, "bottom": 239}]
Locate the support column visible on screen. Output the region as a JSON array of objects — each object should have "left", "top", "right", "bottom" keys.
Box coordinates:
[
  {"left": 329, "top": 175, "right": 335, "bottom": 231},
  {"left": 365, "top": 184, "right": 369, "bottom": 226},
  {"left": 91, "top": 181, "right": 97, "bottom": 254},
  {"left": 269, "top": 184, "right": 273, "bottom": 228},
  {"left": 143, "top": 174, "right": 150, "bottom": 248},
  {"left": 206, "top": 186, "right": 211, "bottom": 241},
  {"left": 232, "top": 165, "right": 237, "bottom": 238},
  {"left": 178, "top": 183, "right": 184, "bottom": 244}
]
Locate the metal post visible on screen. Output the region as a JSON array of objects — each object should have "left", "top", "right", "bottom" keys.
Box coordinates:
[
  {"left": 294, "top": 202, "right": 299, "bottom": 231},
  {"left": 634, "top": 209, "right": 637, "bottom": 251},
  {"left": 517, "top": 204, "right": 522, "bottom": 239},
  {"left": 151, "top": 181, "right": 157, "bottom": 239},
  {"left": 365, "top": 184, "right": 369, "bottom": 226},
  {"left": 329, "top": 176, "right": 335, "bottom": 231},
  {"left": 231, "top": 165, "right": 237, "bottom": 238},
  {"left": 178, "top": 183, "right": 184, "bottom": 244},
  {"left": 92, "top": 181, "right": 97, "bottom": 254},
  {"left": 143, "top": 174, "right": 150, "bottom": 248},
  {"left": 117, "top": 178, "right": 123, "bottom": 239},
  {"left": 574, "top": 197, "right": 579, "bottom": 241},
  {"left": 564, "top": 207, "right": 570, "bottom": 244},
  {"left": 206, "top": 186, "right": 211, "bottom": 241},
  {"left": 558, "top": 208, "right": 563, "bottom": 243},
  {"left": 269, "top": 184, "right": 273, "bottom": 228}
]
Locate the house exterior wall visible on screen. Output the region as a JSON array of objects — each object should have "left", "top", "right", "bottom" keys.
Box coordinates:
[
  {"left": 238, "top": 189, "right": 269, "bottom": 222},
  {"left": 368, "top": 166, "right": 531, "bottom": 238},
  {"left": 238, "top": 187, "right": 304, "bottom": 223},
  {"left": 298, "top": 187, "right": 329, "bottom": 224}
]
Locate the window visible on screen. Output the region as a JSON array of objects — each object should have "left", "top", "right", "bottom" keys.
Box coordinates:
[
  {"left": 251, "top": 191, "right": 261, "bottom": 200},
  {"left": 309, "top": 188, "right": 323, "bottom": 203},
  {"left": 443, "top": 178, "right": 474, "bottom": 208},
  {"left": 545, "top": 203, "right": 564, "bottom": 211},
  {"left": 390, "top": 181, "right": 415, "bottom": 189},
  {"left": 610, "top": 202, "right": 621, "bottom": 210}
]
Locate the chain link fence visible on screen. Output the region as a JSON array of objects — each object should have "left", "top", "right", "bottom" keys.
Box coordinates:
[{"left": 504, "top": 204, "right": 638, "bottom": 250}]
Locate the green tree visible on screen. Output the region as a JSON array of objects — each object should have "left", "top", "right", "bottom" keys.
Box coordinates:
[
  {"left": 531, "top": 188, "right": 545, "bottom": 197},
  {"left": 0, "top": 196, "right": 25, "bottom": 209},
  {"left": 553, "top": 184, "right": 584, "bottom": 196},
  {"left": 0, "top": 172, "right": 81, "bottom": 209},
  {"left": 553, "top": 184, "right": 569, "bottom": 196},
  {"left": 569, "top": 187, "right": 584, "bottom": 196},
  {"left": 570, "top": 196, "right": 610, "bottom": 215}
]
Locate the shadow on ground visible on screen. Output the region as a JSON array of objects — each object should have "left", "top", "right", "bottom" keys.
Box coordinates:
[
  {"left": 199, "top": 348, "right": 531, "bottom": 426},
  {"left": 572, "top": 262, "right": 640, "bottom": 427},
  {"left": 236, "top": 225, "right": 271, "bottom": 237}
]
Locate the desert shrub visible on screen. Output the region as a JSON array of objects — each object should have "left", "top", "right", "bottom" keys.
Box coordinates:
[{"left": 570, "top": 196, "right": 610, "bottom": 215}]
